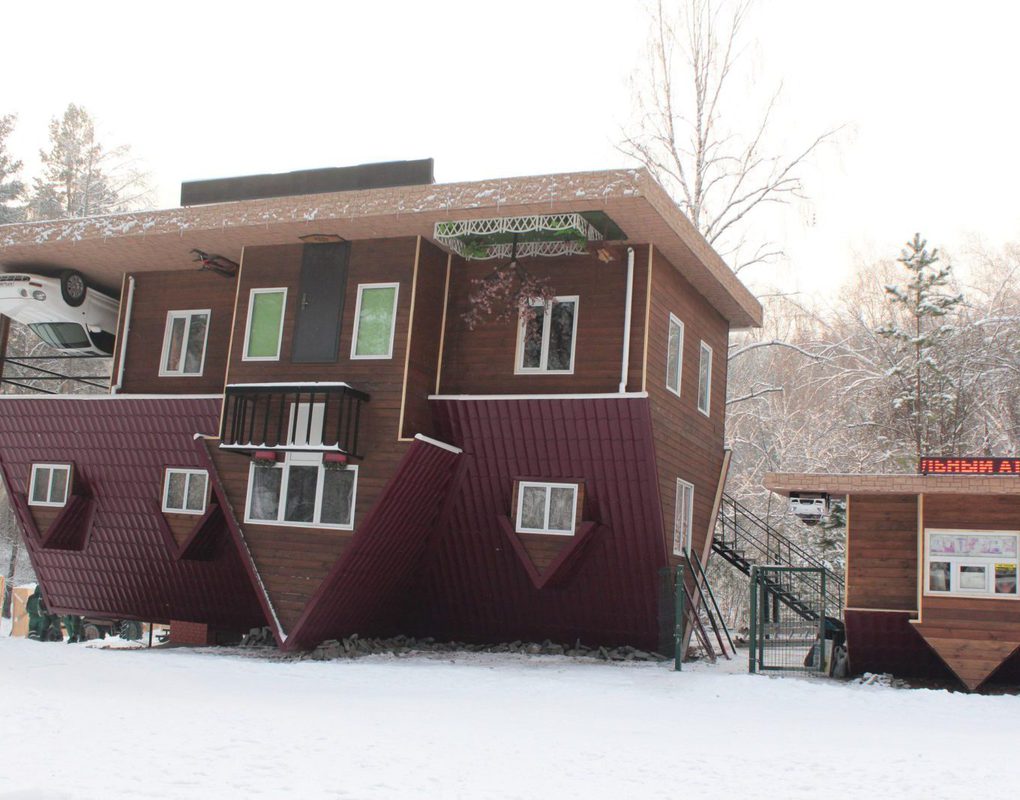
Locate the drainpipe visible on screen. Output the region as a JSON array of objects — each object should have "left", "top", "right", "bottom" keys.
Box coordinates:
[
  {"left": 619, "top": 247, "right": 635, "bottom": 393},
  {"left": 111, "top": 275, "right": 135, "bottom": 394}
]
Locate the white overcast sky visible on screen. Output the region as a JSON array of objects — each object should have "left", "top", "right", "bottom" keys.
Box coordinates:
[{"left": 5, "top": 1, "right": 1018, "bottom": 297}]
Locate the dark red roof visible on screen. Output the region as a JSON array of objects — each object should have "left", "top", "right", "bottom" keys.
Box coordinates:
[
  {"left": 412, "top": 397, "right": 668, "bottom": 650},
  {"left": 0, "top": 397, "right": 265, "bottom": 630},
  {"left": 285, "top": 437, "right": 461, "bottom": 649}
]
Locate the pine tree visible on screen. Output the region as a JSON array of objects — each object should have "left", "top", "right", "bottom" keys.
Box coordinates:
[
  {"left": 875, "top": 234, "right": 966, "bottom": 462},
  {"left": 28, "top": 104, "right": 150, "bottom": 221},
  {"left": 0, "top": 114, "right": 25, "bottom": 224}
]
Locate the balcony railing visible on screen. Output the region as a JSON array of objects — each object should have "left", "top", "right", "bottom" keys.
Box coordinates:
[{"left": 220, "top": 382, "right": 369, "bottom": 458}]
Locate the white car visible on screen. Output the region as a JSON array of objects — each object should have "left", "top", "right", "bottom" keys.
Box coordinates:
[{"left": 0, "top": 271, "right": 119, "bottom": 356}]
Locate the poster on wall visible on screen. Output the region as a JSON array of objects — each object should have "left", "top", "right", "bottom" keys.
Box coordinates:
[
  {"left": 996, "top": 563, "right": 1018, "bottom": 595},
  {"left": 929, "top": 533, "right": 1018, "bottom": 558}
]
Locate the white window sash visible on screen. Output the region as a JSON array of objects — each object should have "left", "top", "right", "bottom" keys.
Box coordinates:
[
  {"left": 698, "top": 341, "right": 713, "bottom": 416},
  {"left": 28, "top": 463, "right": 72, "bottom": 508},
  {"left": 244, "top": 457, "right": 357, "bottom": 531},
  {"left": 159, "top": 309, "right": 211, "bottom": 377},
  {"left": 287, "top": 402, "right": 326, "bottom": 446},
  {"left": 350, "top": 282, "right": 400, "bottom": 360},
  {"left": 666, "top": 313, "right": 684, "bottom": 397},
  {"left": 162, "top": 468, "right": 209, "bottom": 515},
  {"left": 673, "top": 479, "right": 694, "bottom": 556},
  {"left": 515, "top": 481, "right": 578, "bottom": 535},
  {"left": 242, "top": 288, "right": 287, "bottom": 362},
  {"left": 515, "top": 296, "right": 579, "bottom": 375}
]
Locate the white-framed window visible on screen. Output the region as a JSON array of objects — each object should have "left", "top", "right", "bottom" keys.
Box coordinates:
[
  {"left": 673, "top": 479, "right": 694, "bottom": 556},
  {"left": 697, "top": 341, "right": 713, "bottom": 416},
  {"left": 28, "top": 463, "right": 72, "bottom": 508},
  {"left": 515, "top": 481, "right": 578, "bottom": 535},
  {"left": 287, "top": 402, "right": 326, "bottom": 447},
  {"left": 925, "top": 529, "right": 1019, "bottom": 598},
  {"left": 666, "top": 314, "right": 684, "bottom": 397},
  {"left": 242, "top": 288, "right": 287, "bottom": 361},
  {"left": 245, "top": 453, "right": 357, "bottom": 530},
  {"left": 351, "top": 283, "right": 399, "bottom": 359},
  {"left": 515, "top": 296, "right": 579, "bottom": 374},
  {"left": 162, "top": 468, "right": 209, "bottom": 515},
  {"left": 159, "top": 310, "right": 211, "bottom": 376}
]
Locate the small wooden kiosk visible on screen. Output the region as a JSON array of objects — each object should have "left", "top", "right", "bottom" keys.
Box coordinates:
[{"left": 766, "top": 458, "right": 1020, "bottom": 691}]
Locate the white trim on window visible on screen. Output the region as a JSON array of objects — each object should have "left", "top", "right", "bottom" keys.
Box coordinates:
[
  {"left": 162, "top": 468, "right": 209, "bottom": 515},
  {"left": 697, "top": 341, "right": 713, "bottom": 416},
  {"left": 515, "top": 481, "right": 578, "bottom": 535},
  {"left": 244, "top": 454, "right": 358, "bottom": 531},
  {"left": 514, "top": 295, "right": 579, "bottom": 375},
  {"left": 666, "top": 313, "right": 684, "bottom": 397},
  {"left": 350, "top": 282, "right": 400, "bottom": 360},
  {"left": 924, "top": 528, "right": 1019, "bottom": 599},
  {"left": 673, "top": 479, "right": 694, "bottom": 556},
  {"left": 287, "top": 402, "right": 326, "bottom": 446},
  {"left": 28, "top": 463, "right": 72, "bottom": 508},
  {"left": 159, "top": 309, "right": 211, "bottom": 377},
  {"left": 242, "top": 288, "right": 287, "bottom": 362}
]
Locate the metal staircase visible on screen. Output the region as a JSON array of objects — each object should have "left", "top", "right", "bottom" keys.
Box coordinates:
[{"left": 713, "top": 494, "right": 844, "bottom": 623}]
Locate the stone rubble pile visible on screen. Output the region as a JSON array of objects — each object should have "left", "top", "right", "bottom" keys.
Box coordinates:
[{"left": 239, "top": 627, "right": 668, "bottom": 663}]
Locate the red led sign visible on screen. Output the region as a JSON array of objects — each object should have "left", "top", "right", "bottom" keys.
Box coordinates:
[{"left": 919, "top": 457, "right": 1020, "bottom": 475}]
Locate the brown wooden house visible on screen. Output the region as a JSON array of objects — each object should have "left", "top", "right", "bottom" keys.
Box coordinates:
[
  {"left": 766, "top": 466, "right": 1020, "bottom": 691},
  {"left": 0, "top": 161, "right": 762, "bottom": 650}
]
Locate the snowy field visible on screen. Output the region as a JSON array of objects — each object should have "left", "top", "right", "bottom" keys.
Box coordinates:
[{"left": 2, "top": 635, "right": 1019, "bottom": 799}]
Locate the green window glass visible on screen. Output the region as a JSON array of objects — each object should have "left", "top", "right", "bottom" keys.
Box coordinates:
[
  {"left": 353, "top": 285, "right": 398, "bottom": 358},
  {"left": 246, "top": 290, "right": 286, "bottom": 359}
]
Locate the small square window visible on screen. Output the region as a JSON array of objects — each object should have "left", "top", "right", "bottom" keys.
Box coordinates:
[
  {"left": 29, "top": 464, "right": 72, "bottom": 507},
  {"left": 162, "top": 469, "right": 209, "bottom": 515},
  {"left": 160, "top": 310, "right": 211, "bottom": 376},
  {"left": 351, "top": 283, "right": 399, "bottom": 359},
  {"left": 697, "top": 341, "right": 713, "bottom": 416},
  {"left": 243, "top": 288, "right": 287, "bottom": 361},
  {"left": 515, "top": 296, "right": 578, "bottom": 374},
  {"left": 514, "top": 481, "right": 578, "bottom": 535}
]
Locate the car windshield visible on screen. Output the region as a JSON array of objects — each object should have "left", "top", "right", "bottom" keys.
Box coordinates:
[{"left": 28, "top": 322, "right": 91, "bottom": 350}]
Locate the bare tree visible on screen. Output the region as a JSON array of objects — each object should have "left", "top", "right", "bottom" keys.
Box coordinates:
[{"left": 622, "top": 0, "right": 840, "bottom": 273}]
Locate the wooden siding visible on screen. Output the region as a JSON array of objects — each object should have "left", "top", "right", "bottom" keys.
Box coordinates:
[
  {"left": 913, "top": 493, "right": 1020, "bottom": 689},
  {"left": 114, "top": 269, "right": 237, "bottom": 395},
  {"left": 437, "top": 245, "right": 648, "bottom": 395},
  {"left": 399, "top": 241, "right": 448, "bottom": 439},
  {"left": 845, "top": 494, "right": 919, "bottom": 611},
  {"left": 645, "top": 246, "right": 729, "bottom": 566},
  {"left": 211, "top": 237, "right": 421, "bottom": 633}
]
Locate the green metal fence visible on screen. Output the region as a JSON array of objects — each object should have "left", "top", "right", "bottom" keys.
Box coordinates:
[{"left": 749, "top": 565, "right": 828, "bottom": 675}]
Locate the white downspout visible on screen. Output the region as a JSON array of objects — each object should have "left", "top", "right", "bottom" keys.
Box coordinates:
[
  {"left": 111, "top": 275, "right": 135, "bottom": 394},
  {"left": 619, "top": 247, "right": 635, "bottom": 393}
]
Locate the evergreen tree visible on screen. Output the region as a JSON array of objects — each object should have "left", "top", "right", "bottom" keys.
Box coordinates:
[
  {"left": 875, "top": 234, "right": 966, "bottom": 462},
  {"left": 28, "top": 104, "right": 150, "bottom": 221},
  {"left": 0, "top": 114, "right": 26, "bottom": 224}
]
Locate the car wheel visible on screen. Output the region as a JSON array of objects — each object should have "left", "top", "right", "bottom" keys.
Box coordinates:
[
  {"left": 83, "top": 624, "right": 102, "bottom": 641},
  {"left": 120, "top": 620, "right": 142, "bottom": 641},
  {"left": 60, "top": 269, "right": 87, "bottom": 307}
]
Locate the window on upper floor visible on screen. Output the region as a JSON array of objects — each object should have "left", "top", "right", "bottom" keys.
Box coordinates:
[
  {"left": 245, "top": 453, "right": 357, "bottom": 530},
  {"left": 162, "top": 468, "right": 209, "bottom": 515},
  {"left": 673, "top": 479, "right": 694, "bottom": 556},
  {"left": 666, "top": 314, "right": 684, "bottom": 397},
  {"left": 925, "top": 529, "right": 1019, "bottom": 598},
  {"left": 243, "top": 288, "right": 287, "bottom": 361},
  {"left": 29, "top": 463, "right": 72, "bottom": 508},
  {"left": 516, "top": 296, "right": 578, "bottom": 374},
  {"left": 515, "top": 481, "right": 578, "bottom": 535},
  {"left": 697, "top": 341, "right": 712, "bottom": 416},
  {"left": 351, "top": 283, "right": 399, "bottom": 359},
  {"left": 160, "top": 310, "right": 210, "bottom": 376}
]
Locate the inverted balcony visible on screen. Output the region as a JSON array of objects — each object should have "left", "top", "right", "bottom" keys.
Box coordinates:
[{"left": 220, "top": 382, "right": 369, "bottom": 458}]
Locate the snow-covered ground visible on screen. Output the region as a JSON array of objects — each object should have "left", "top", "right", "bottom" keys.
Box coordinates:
[{"left": 1, "top": 636, "right": 1018, "bottom": 799}]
